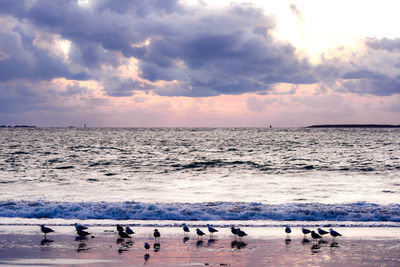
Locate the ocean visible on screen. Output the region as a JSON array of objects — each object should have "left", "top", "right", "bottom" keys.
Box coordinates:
[{"left": 0, "top": 127, "right": 399, "bottom": 226}]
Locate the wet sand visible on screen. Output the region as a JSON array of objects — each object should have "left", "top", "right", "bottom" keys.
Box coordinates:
[{"left": 0, "top": 226, "right": 399, "bottom": 266}]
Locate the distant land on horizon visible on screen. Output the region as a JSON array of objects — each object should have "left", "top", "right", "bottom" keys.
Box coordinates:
[{"left": 307, "top": 124, "right": 400, "bottom": 128}]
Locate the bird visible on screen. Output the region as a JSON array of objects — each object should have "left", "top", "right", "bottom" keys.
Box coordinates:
[
  {"left": 285, "top": 226, "right": 291, "bottom": 234},
  {"left": 317, "top": 228, "right": 329, "bottom": 237},
  {"left": 231, "top": 226, "right": 238, "bottom": 237},
  {"left": 237, "top": 228, "right": 247, "bottom": 240},
  {"left": 183, "top": 223, "right": 190, "bottom": 235},
  {"left": 153, "top": 229, "right": 161, "bottom": 241},
  {"left": 126, "top": 226, "right": 135, "bottom": 236},
  {"left": 144, "top": 242, "right": 150, "bottom": 253},
  {"left": 76, "top": 229, "right": 91, "bottom": 238},
  {"left": 207, "top": 224, "right": 218, "bottom": 236},
  {"left": 302, "top": 227, "right": 311, "bottom": 237},
  {"left": 74, "top": 223, "right": 88, "bottom": 231},
  {"left": 116, "top": 224, "right": 124, "bottom": 232},
  {"left": 196, "top": 228, "right": 205, "bottom": 239},
  {"left": 118, "top": 230, "right": 130, "bottom": 239},
  {"left": 329, "top": 228, "right": 342, "bottom": 238},
  {"left": 40, "top": 225, "right": 54, "bottom": 238},
  {"left": 311, "top": 231, "right": 321, "bottom": 242}
]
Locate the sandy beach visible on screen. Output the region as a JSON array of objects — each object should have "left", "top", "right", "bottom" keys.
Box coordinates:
[{"left": 0, "top": 225, "right": 399, "bottom": 266}]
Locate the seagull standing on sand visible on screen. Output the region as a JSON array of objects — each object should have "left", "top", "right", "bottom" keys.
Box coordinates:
[
  {"left": 231, "top": 227, "right": 238, "bottom": 237},
  {"left": 317, "top": 228, "right": 329, "bottom": 237},
  {"left": 144, "top": 242, "right": 150, "bottom": 253},
  {"left": 118, "top": 230, "right": 130, "bottom": 239},
  {"left": 329, "top": 229, "right": 342, "bottom": 239},
  {"left": 237, "top": 228, "right": 247, "bottom": 240},
  {"left": 116, "top": 224, "right": 124, "bottom": 232},
  {"left": 126, "top": 226, "right": 135, "bottom": 237},
  {"left": 40, "top": 225, "right": 54, "bottom": 238},
  {"left": 75, "top": 223, "right": 88, "bottom": 231},
  {"left": 153, "top": 229, "right": 161, "bottom": 242},
  {"left": 285, "top": 226, "right": 291, "bottom": 236},
  {"left": 183, "top": 223, "right": 190, "bottom": 236},
  {"left": 196, "top": 228, "right": 205, "bottom": 240},
  {"left": 207, "top": 224, "right": 218, "bottom": 237},
  {"left": 302, "top": 227, "right": 311, "bottom": 238},
  {"left": 311, "top": 231, "right": 321, "bottom": 243}
]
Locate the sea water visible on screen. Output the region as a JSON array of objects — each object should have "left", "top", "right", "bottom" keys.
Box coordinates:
[{"left": 0, "top": 127, "right": 399, "bottom": 225}]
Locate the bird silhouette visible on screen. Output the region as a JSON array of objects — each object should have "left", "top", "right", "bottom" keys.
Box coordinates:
[
  {"left": 183, "top": 223, "right": 190, "bottom": 236},
  {"left": 207, "top": 224, "right": 218, "bottom": 236},
  {"left": 126, "top": 226, "right": 135, "bottom": 236},
  {"left": 40, "top": 225, "right": 54, "bottom": 239},
  {"left": 74, "top": 223, "right": 88, "bottom": 231},
  {"left": 311, "top": 231, "right": 321, "bottom": 242},
  {"left": 196, "top": 228, "right": 205, "bottom": 239},
  {"left": 302, "top": 227, "right": 311, "bottom": 237},
  {"left": 318, "top": 228, "right": 329, "bottom": 237},
  {"left": 329, "top": 228, "right": 342, "bottom": 238},
  {"left": 153, "top": 229, "right": 161, "bottom": 241},
  {"left": 237, "top": 228, "right": 247, "bottom": 240}
]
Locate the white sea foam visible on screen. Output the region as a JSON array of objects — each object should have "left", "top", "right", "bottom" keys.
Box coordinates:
[{"left": 0, "top": 200, "right": 399, "bottom": 222}]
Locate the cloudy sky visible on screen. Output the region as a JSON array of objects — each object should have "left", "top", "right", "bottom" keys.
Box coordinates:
[{"left": 0, "top": 0, "right": 399, "bottom": 127}]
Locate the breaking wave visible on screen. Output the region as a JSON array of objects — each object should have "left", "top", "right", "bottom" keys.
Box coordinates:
[{"left": 0, "top": 201, "right": 399, "bottom": 222}]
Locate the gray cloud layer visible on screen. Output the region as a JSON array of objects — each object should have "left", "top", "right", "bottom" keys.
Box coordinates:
[{"left": 0, "top": 0, "right": 399, "bottom": 101}]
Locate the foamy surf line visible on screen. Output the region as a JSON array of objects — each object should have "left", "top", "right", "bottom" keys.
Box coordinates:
[{"left": 1, "top": 200, "right": 400, "bottom": 223}]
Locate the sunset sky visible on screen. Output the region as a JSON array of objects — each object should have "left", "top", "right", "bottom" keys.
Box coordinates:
[{"left": 0, "top": 0, "right": 399, "bottom": 127}]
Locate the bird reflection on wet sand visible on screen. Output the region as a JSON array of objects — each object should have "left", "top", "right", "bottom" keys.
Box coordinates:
[
  {"left": 231, "top": 240, "right": 247, "bottom": 249},
  {"left": 311, "top": 243, "right": 321, "bottom": 253},
  {"left": 40, "top": 238, "right": 54, "bottom": 245},
  {"left": 144, "top": 253, "right": 150, "bottom": 263},
  {"left": 153, "top": 242, "right": 160, "bottom": 252},
  {"left": 196, "top": 240, "right": 204, "bottom": 247},
  {"left": 207, "top": 238, "right": 217, "bottom": 246}
]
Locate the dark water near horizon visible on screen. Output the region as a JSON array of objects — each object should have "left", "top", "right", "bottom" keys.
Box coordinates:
[{"left": 0, "top": 127, "right": 399, "bottom": 222}]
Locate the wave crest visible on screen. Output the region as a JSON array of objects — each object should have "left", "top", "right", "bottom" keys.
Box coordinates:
[{"left": 0, "top": 201, "right": 399, "bottom": 222}]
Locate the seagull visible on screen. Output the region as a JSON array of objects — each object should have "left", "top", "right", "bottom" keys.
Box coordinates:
[
  {"left": 144, "top": 242, "right": 150, "bottom": 253},
  {"left": 231, "top": 227, "right": 238, "bottom": 236},
  {"left": 153, "top": 229, "right": 161, "bottom": 241},
  {"left": 119, "top": 230, "right": 130, "bottom": 239},
  {"left": 126, "top": 226, "right": 135, "bottom": 236},
  {"left": 207, "top": 224, "right": 218, "bottom": 236},
  {"left": 116, "top": 224, "right": 124, "bottom": 233},
  {"left": 317, "top": 228, "right": 329, "bottom": 237},
  {"left": 196, "top": 228, "right": 205, "bottom": 240},
  {"left": 76, "top": 229, "right": 91, "bottom": 238},
  {"left": 311, "top": 231, "right": 321, "bottom": 242},
  {"left": 183, "top": 223, "right": 190, "bottom": 236},
  {"left": 74, "top": 223, "right": 88, "bottom": 231},
  {"left": 40, "top": 225, "right": 54, "bottom": 238},
  {"left": 285, "top": 226, "right": 291, "bottom": 235},
  {"left": 237, "top": 228, "right": 247, "bottom": 240},
  {"left": 329, "top": 228, "right": 342, "bottom": 238},
  {"left": 302, "top": 227, "right": 311, "bottom": 237}
]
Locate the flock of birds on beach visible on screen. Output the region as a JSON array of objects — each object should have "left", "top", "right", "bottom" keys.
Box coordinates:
[{"left": 40, "top": 223, "right": 342, "bottom": 255}]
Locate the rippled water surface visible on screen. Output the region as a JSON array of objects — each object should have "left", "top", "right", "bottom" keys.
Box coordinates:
[{"left": 0, "top": 127, "right": 399, "bottom": 221}]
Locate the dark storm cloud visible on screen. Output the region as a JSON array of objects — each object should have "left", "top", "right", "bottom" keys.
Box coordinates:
[
  {"left": 0, "top": 0, "right": 399, "bottom": 100},
  {"left": 340, "top": 77, "right": 400, "bottom": 96},
  {"left": 334, "top": 38, "right": 400, "bottom": 96},
  {"left": 0, "top": 26, "right": 88, "bottom": 82},
  {"left": 0, "top": 0, "right": 317, "bottom": 97}
]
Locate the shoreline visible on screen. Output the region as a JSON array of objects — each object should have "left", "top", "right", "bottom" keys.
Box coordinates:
[{"left": 0, "top": 226, "right": 399, "bottom": 266}]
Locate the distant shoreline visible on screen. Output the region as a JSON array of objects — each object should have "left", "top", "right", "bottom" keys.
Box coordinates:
[{"left": 307, "top": 124, "right": 400, "bottom": 128}]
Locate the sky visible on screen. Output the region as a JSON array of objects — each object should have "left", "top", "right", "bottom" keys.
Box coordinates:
[{"left": 0, "top": 0, "right": 399, "bottom": 127}]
